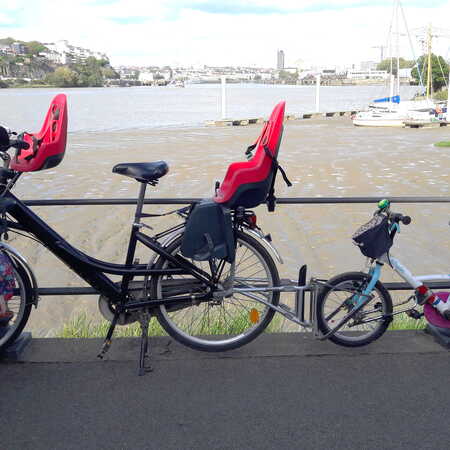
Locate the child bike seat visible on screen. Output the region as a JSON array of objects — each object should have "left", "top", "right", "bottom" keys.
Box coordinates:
[
  {"left": 10, "top": 94, "right": 68, "bottom": 172},
  {"left": 213, "top": 101, "right": 289, "bottom": 210}
]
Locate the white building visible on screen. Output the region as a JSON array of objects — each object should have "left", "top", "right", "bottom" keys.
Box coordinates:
[
  {"left": 347, "top": 69, "right": 389, "bottom": 80},
  {"left": 138, "top": 72, "right": 154, "bottom": 83},
  {"left": 42, "top": 40, "right": 108, "bottom": 65}
]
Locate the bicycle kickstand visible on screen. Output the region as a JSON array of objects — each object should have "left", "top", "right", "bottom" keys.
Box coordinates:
[
  {"left": 98, "top": 312, "right": 119, "bottom": 359},
  {"left": 138, "top": 312, "right": 153, "bottom": 376}
]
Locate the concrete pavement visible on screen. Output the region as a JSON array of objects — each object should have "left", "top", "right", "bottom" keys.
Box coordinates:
[{"left": 1, "top": 330, "right": 449, "bottom": 450}]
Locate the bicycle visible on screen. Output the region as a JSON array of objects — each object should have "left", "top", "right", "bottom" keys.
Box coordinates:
[
  {"left": 315, "top": 199, "right": 450, "bottom": 347},
  {"left": 0, "top": 96, "right": 299, "bottom": 374}
]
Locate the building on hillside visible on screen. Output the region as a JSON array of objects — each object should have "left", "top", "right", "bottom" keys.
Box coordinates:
[
  {"left": 11, "top": 42, "right": 27, "bottom": 55},
  {"left": 0, "top": 45, "right": 11, "bottom": 55},
  {"left": 277, "top": 50, "right": 285, "bottom": 70},
  {"left": 43, "top": 40, "right": 109, "bottom": 65}
]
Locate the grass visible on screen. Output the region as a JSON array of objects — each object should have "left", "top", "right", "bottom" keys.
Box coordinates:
[
  {"left": 56, "top": 309, "right": 284, "bottom": 338},
  {"left": 56, "top": 312, "right": 167, "bottom": 338},
  {"left": 57, "top": 304, "right": 426, "bottom": 339},
  {"left": 388, "top": 313, "right": 426, "bottom": 331},
  {"left": 434, "top": 141, "right": 450, "bottom": 148}
]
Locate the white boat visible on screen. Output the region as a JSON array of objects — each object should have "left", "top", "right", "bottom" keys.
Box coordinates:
[
  {"left": 353, "top": 0, "right": 436, "bottom": 127},
  {"left": 353, "top": 98, "right": 436, "bottom": 127}
]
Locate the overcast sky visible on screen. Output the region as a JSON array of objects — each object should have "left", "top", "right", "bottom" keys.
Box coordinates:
[{"left": 1, "top": 0, "right": 450, "bottom": 67}]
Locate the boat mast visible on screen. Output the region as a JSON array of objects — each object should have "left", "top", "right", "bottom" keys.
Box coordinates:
[
  {"left": 396, "top": 0, "right": 400, "bottom": 96},
  {"left": 426, "top": 23, "right": 432, "bottom": 100},
  {"left": 447, "top": 70, "right": 450, "bottom": 119},
  {"left": 387, "top": 0, "right": 395, "bottom": 106}
]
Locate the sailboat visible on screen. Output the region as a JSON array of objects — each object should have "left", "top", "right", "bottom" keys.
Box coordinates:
[
  {"left": 353, "top": 0, "right": 435, "bottom": 127},
  {"left": 404, "top": 25, "right": 450, "bottom": 125},
  {"left": 353, "top": 93, "right": 435, "bottom": 127}
]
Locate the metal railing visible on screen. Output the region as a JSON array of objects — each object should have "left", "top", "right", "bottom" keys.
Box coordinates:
[{"left": 22, "top": 195, "right": 450, "bottom": 296}]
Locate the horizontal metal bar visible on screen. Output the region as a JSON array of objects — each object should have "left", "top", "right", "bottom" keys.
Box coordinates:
[
  {"left": 22, "top": 196, "right": 450, "bottom": 207},
  {"left": 37, "top": 287, "right": 99, "bottom": 296},
  {"left": 23, "top": 198, "right": 199, "bottom": 206},
  {"left": 35, "top": 280, "right": 450, "bottom": 297},
  {"left": 280, "top": 279, "right": 450, "bottom": 291}
]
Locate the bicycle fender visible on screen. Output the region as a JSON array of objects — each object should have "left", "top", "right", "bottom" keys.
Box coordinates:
[
  {"left": 0, "top": 242, "right": 39, "bottom": 307},
  {"left": 243, "top": 228, "right": 284, "bottom": 264}
]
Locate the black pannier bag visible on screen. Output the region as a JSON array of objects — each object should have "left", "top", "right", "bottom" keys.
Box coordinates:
[
  {"left": 352, "top": 214, "right": 393, "bottom": 259},
  {"left": 180, "top": 200, "right": 235, "bottom": 263}
]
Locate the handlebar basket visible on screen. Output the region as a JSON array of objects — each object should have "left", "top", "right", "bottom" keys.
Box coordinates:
[{"left": 352, "top": 214, "right": 393, "bottom": 259}]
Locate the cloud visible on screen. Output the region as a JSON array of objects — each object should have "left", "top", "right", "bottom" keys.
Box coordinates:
[
  {"left": 108, "top": 16, "right": 150, "bottom": 25},
  {"left": 164, "top": 0, "right": 450, "bottom": 16},
  {"left": 174, "top": 1, "right": 286, "bottom": 15},
  {"left": 1, "top": 0, "right": 449, "bottom": 67}
]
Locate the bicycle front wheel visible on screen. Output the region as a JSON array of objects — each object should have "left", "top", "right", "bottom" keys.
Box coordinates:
[
  {"left": 0, "top": 262, "right": 33, "bottom": 352},
  {"left": 316, "top": 272, "right": 393, "bottom": 347},
  {"left": 151, "top": 230, "right": 280, "bottom": 352}
]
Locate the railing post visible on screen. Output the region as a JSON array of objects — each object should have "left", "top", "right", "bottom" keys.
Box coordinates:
[
  {"left": 315, "top": 74, "right": 321, "bottom": 112},
  {"left": 221, "top": 76, "right": 227, "bottom": 119}
]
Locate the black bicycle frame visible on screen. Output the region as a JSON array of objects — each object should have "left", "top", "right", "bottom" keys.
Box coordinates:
[{"left": 1, "top": 186, "right": 215, "bottom": 311}]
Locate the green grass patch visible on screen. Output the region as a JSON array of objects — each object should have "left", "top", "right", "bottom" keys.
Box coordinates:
[
  {"left": 388, "top": 313, "right": 426, "bottom": 331},
  {"left": 434, "top": 141, "right": 450, "bottom": 148},
  {"left": 56, "top": 312, "right": 167, "bottom": 338},
  {"left": 56, "top": 309, "right": 284, "bottom": 339}
]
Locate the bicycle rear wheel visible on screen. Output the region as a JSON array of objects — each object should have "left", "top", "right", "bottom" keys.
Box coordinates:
[
  {"left": 0, "top": 262, "right": 33, "bottom": 352},
  {"left": 151, "top": 230, "right": 280, "bottom": 352},
  {"left": 316, "top": 272, "right": 393, "bottom": 347}
]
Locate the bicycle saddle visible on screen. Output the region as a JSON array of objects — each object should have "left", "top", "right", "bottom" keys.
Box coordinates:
[{"left": 112, "top": 161, "right": 169, "bottom": 183}]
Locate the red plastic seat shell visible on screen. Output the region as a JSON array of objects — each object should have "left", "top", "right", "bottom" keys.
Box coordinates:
[
  {"left": 10, "top": 94, "right": 68, "bottom": 172},
  {"left": 213, "top": 101, "right": 285, "bottom": 205}
]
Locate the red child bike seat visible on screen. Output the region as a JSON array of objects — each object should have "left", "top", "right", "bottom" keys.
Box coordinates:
[
  {"left": 10, "top": 94, "right": 68, "bottom": 172},
  {"left": 213, "top": 101, "right": 287, "bottom": 210}
]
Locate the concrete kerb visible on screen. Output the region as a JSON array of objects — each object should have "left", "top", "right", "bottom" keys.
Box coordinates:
[
  {"left": 2, "top": 330, "right": 447, "bottom": 365},
  {"left": 205, "top": 110, "right": 358, "bottom": 126}
]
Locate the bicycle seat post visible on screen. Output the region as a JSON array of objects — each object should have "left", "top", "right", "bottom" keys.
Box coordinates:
[{"left": 134, "top": 182, "right": 147, "bottom": 227}]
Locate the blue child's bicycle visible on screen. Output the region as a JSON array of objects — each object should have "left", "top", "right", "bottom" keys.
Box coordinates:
[{"left": 315, "top": 199, "right": 450, "bottom": 347}]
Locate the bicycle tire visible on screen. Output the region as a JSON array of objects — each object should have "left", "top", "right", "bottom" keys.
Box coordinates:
[
  {"left": 151, "top": 230, "right": 280, "bottom": 352},
  {"left": 0, "top": 262, "right": 33, "bottom": 352},
  {"left": 316, "top": 271, "right": 393, "bottom": 347}
]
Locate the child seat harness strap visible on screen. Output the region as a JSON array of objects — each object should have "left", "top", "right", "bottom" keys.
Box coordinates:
[
  {"left": 263, "top": 145, "right": 292, "bottom": 212},
  {"left": 244, "top": 143, "right": 292, "bottom": 212}
]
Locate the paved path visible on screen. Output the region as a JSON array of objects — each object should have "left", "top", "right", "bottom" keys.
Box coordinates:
[{"left": 1, "top": 331, "right": 449, "bottom": 450}]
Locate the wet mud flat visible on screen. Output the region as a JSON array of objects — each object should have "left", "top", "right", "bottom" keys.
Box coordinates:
[{"left": 10, "top": 117, "right": 450, "bottom": 335}]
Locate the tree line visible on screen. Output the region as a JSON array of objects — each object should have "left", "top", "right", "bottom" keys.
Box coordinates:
[
  {"left": 45, "top": 57, "right": 119, "bottom": 87},
  {"left": 377, "top": 54, "right": 449, "bottom": 92}
]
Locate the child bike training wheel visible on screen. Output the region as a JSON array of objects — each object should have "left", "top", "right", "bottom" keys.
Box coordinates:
[
  {"left": 0, "top": 262, "right": 33, "bottom": 352},
  {"left": 151, "top": 230, "right": 280, "bottom": 352},
  {"left": 316, "top": 272, "right": 393, "bottom": 347}
]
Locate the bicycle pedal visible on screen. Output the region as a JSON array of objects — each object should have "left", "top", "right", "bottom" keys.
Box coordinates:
[{"left": 406, "top": 309, "right": 423, "bottom": 320}]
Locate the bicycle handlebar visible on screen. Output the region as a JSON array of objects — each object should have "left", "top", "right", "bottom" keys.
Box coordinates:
[
  {"left": 0, "top": 126, "right": 30, "bottom": 153},
  {"left": 389, "top": 212, "right": 411, "bottom": 225},
  {"left": 377, "top": 199, "right": 411, "bottom": 225}
]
